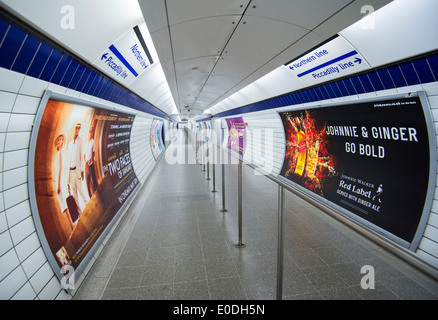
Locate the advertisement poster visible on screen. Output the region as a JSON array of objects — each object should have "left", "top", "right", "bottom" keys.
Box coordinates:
[
  {"left": 279, "top": 96, "right": 431, "bottom": 244},
  {"left": 226, "top": 117, "right": 246, "bottom": 157},
  {"left": 150, "top": 119, "right": 164, "bottom": 160},
  {"left": 32, "top": 98, "right": 139, "bottom": 271}
]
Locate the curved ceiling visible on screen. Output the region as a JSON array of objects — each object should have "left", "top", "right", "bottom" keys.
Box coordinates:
[
  {"left": 0, "top": 0, "right": 393, "bottom": 121},
  {"left": 138, "top": 0, "right": 392, "bottom": 120},
  {"left": 199, "top": 0, "right": 438, "bottom": 120}
]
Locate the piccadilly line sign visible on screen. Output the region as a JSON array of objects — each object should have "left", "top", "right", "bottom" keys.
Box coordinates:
[
  {"left": 285, "top": 35, "right": 369, "bottom": 86},
  {"left": 95, "top": 28, "right": 152, "bottom": 85}
]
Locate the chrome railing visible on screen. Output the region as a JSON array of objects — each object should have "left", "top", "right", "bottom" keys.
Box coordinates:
[{"left": 189, "top": 129, "right": 438, "bottom": 299}]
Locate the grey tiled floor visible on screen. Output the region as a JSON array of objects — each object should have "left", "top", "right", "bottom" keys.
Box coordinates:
[{"left": 75, "top": 130, "right": 438, "bottom": 300}]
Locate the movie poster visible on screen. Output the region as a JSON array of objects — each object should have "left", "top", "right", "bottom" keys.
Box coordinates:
[
  {"left": 279, "top": 96, "right": 431, "bottom": 243},
  {"left": 32, "top": 98, "right": 139, "bottom": 270},
  {"left": 150, "top": 119, "right": 164, "bottom": 160},
  {"left": 226, "top": 117, "right": 246, "bottom": 156}
]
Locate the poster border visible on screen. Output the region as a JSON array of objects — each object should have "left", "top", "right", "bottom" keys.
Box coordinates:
[
  {"left": 275, "top": 91, "right": 436, "bottom": 251},
  {"left": 28, "top": 90, "right": 141, "bottom": 289},
  {"left": 150, "top": 117, "right": 166, "bottom": 161}
]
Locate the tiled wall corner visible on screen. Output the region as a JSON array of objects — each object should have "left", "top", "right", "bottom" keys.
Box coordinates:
[
  {"left": 0, "top": 68, "right": 166, "bottom": 300},
  {"left": 0, "top": 14, "right": 169, "bottom": 299}
]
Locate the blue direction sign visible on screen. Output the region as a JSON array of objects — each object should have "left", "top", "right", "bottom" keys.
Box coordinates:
[
  {"left": 286, "top": 36, "right": 369, "bottom": 86},
  {"left": 95, "top": 28, "right": 152, "bottom": 85}
]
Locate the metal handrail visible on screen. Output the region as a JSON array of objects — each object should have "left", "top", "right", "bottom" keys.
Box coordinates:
[{"left": 191, "top": 129, "right": 438, "bottom": 299}]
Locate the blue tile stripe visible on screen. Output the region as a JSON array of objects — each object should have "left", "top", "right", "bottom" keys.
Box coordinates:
[
  {"left": 215, "top": 50, "right": 438, "bottom": 119},
  {"left": 0, "top": 11, "right": 168, "bottom": 119}
]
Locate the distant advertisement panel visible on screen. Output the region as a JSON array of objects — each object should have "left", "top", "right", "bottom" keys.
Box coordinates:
[
  {"left": 150, "top": 118, "right": 164, "bottom": 160},
  {"left": 226, "top": 117, "right": 246, "bottom": 157},
  {"left": 279, "top": 95, "right": 434, "bottom": 245},
  {"left": 200, "top": 121, "right": 211, "bottom": 139},
  {"left": 30, "top": 93, "right": 139, "bottom": 275}
]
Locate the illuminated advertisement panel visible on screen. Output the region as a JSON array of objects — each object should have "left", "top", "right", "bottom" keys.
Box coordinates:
[
  {"left": 198, "top": 121, "right": 211, "bottom": 140},
  {"left": 201, "top": 121, "right": 211, "bottom": 139},
  {"left": 29, "top": 92, "right": 139, "bottom": 278},
  {"left": 279, "top": 94, "right": 435, "bottom": 247},
  {"left": 226, "top": 117, "right": 246, "bottom": 157},
  {"left": 150, "top": 118, "right": 164, "bottom": 160}
]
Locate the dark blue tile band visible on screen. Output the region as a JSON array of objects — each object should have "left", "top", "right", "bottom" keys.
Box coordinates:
[
  {"left": 12, "top": 35, "right": 39, "bottom": 74},
  {"left": 0, "top": 25, "right": 26, "bottom": 69}
]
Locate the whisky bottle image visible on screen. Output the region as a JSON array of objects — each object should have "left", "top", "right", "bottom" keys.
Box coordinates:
[
  {"left": 294, "top": 116, "right": 307, "bottom": 176},
  {"left": 306, "top": 140, "right": 319, "bottom": 180}
]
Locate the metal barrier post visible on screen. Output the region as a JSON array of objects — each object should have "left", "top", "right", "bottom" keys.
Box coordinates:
[
  {"left": 206, "top": 140, "right": 210, "bottom": 180},
  {"left": 276, "top": 185, "right": 285, "bottom": 300},
  {"left": 198, "top": 134, "right": 201, "bottom": 166},
  {"left": 202, "top": 139, "right": 206, "bottom": 172},
  {"left": 199, "top": 135, "right": 203, "bottom": 166},
  {"left": 196, "top": 132, "right": 198, "bottom": 162},
  {"left": 220, "top": 148, "right": 227, "bottom": 213},
  {"left": 212, "top": 144, "right": 217, "bottom": 192},
  {"left": 235, "top": 159, "right": 245, "bottom": 248}
]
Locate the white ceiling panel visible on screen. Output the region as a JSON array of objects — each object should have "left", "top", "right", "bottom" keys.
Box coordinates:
[
  {"left": 150, "top": 28, "right": 174, "bottom": 68},
  {"left": 247, "top": 0, "right": 353, "bottom": 30},
  {"left": 205, "top": 75, "right": 242, "bottom": 96},
  {"left": 198, "top": 90, "right": 221, "bottom": 100},
  {"left": 170, "top": 16, "right": 238, "bottom": 63},
  {"left": 195, "top": 96, "right": 218, "bottom": 107},
  {"left": 138, "top": 0, "right": 168, "bottom": 33},
  {"left": 175, "top": 56, "right": 217, "bottom": 77},
  {"left": 221, "top": 15, "right": 309, "bottom": 63},
  {"left": 311, "top": 0, "right": 391, "bottom": 37},
  {"left": 166, "top": 0, "right": 249, "bottom": 25},
  {"left": 212, "top": 57, "right": 260, "bottom": 83}
]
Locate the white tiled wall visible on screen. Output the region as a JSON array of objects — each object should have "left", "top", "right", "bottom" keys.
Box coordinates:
[
  {"left": 241, "top": 111, "right": 285, "bottom": 176},
  {"left": 130, "top": 115, "right": 156, "bottom": 184},
  {"left": 0, "top": 67, "right": 164, "bottom": 299},
  {"left": 417, "top": 83, "right": 438, "bottom": 267}
]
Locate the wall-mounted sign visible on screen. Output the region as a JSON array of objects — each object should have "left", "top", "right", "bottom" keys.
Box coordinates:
[
  {"left": 29, "top": 92, "right": 139, "bottom": 280},
  {"left": 94, "top": 27, "right": 153, "bottom": 85},
  {"left": 286, "top": 36, "right": 370, "bottom": 86},
  {"left": 226, "top": 117, "right": 246, "bottom": 157},
  {"left": 279, "top": 94, "right": 435, "bottom": 247}
]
